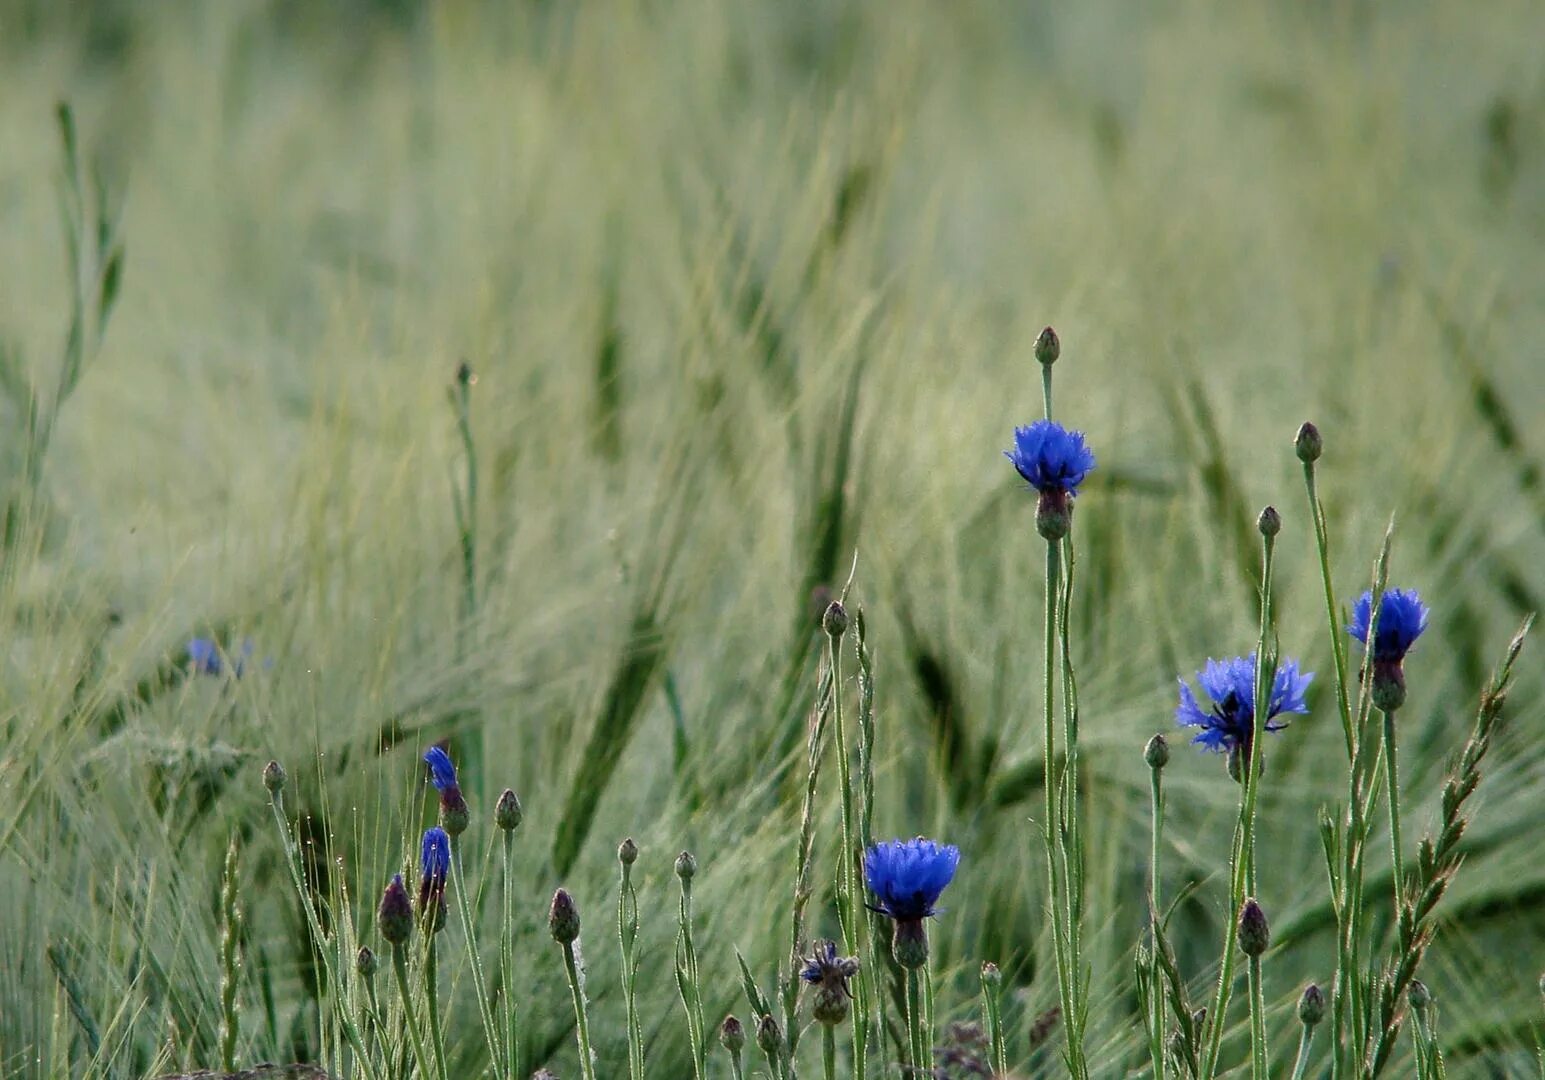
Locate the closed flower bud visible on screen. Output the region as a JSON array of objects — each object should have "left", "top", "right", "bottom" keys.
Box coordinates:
[
  {"left": 618, "top": 837, "right": 639, "bottom": 867},
  {"left": 1238, "top": 898, "right": 1270, "bottom": 958},
  {"left": 822, "top": 600, "right": 849, "bottom": 638},
  {"left": 356, "top": 945, "right": 378, "bottom": 979},
  {"left": 892, "top": 918, "right": 929, "bottom": 970},
  {"left": 439, "top": 787, "right": 471, "bottom": 838},
  {"left": 1297, "top": 983, "right": 1325, "bottom": 1026},
  {"left": 377, "top": 875, "right": 413, "bottom": 946},
  {"left": 981, "top": 961, "right": 1002, "bottom": 987},
  {"left": 1408, "top": 980, "right": 1432, "bottom": 1010},
  {"left": 548, "top": 888, "right": 581, "bottom": 944},
  {"left": 755, "top": 1013, "right": 783, "bottom": 1056},
  {"left": 1034, "top": 325, "right": 1060, "bottom": 367},
  {"left": 675, "top": 850, "right": 698, "bottom": 881},
  {"left": 262, "top": 760, "right": 287, "bottom": 796},
  {"left": 495, "top": 789, "right": 523, "bottom": 832},
  {"left": 1295, "top": 421, "right": 1323, "bottom": 464},
  {"left": 1144, "top": 733, "right": 1169, "bottom": 770},
  {"left": 719, "top": 1015, "right": 746, "bottom": 1053},
  {"left": 1257, "top": 505, "right": 1281, "bottom": 539}
]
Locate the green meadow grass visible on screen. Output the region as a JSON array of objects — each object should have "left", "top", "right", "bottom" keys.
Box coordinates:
[{"left": 1, "top": 2, "right": 1542, "bottom": 1077}]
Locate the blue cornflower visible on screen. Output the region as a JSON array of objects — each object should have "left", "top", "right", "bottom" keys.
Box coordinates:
[
  {"left": 1348, "top": 589, "right": 1429, "bottom": 663},
  {"left": 187, "top": 638, "right": 254, "bottom": 677},
  {"left": 423, "top": 745, "right": 470, "bottom": 836},
  {"left": 1005, "top": 419, "right": 1096, "bottom": 539},
  {"left": 1348, "top": 588, "right": 1429, "bottom": 711},
  {"left": 418, "top": 826, "right": 451, "bottom": 930},
  {"left": 1175, "top": 654, "right": 1313, "bottom": 756},
  {"left": 865, "top": 837, "right": 959, "bottom": 969},
  {"left": 864, "top": 837, "right": 960, "bottom": 921}
]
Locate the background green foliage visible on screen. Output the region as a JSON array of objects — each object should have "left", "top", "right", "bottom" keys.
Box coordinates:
[{"left": 0, "top": 1, "right": 1541, "bottom": 1076}]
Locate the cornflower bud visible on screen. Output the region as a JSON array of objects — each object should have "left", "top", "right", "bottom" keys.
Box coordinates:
[
  {"left": 549, "top": 888, "right": 581, "bottom": 945},
  {"left": 719, "top": 1015, "right": 746, "bottom": 1053},
  {"left": 618, "top": 837, "right": 639, "bottom": 867},
  {"left": 1144, "top": 733, "right": 1169, "bottom": 770},
  {"left": 1238, "top": 898, "right": 1270, "bottom": 958},
  {"left": 981, "top": 961, "right": 1002, "bottom": 987},
  {"left": 1295, "top": 421, "right": 1323, "bottom": 464},
  {"left": 377, "top": 875, "right": 413, "bottom": 946},
  {"left": 1257, "top": 505, "right": 1281, "bottom": 539},
  {"left": 356, "top": 945, "right": 378, "bottom": 979},
  {"left": 1034, "top": 325, "right": 1060, "bottom": 366},
  {"left": 262, "top": 760, "right": 287, "bottom": 796},
  {"left": 755, "top": 1013, "right": 783, "bottom": 1056},
  {"left": 1297, "top": 983, "right": 1325, "bottom": 1026},
  {"left": 495, "top": 788, "right": 523, "bottom": 832},
  {"left": 675, "top": 850, "right": 698, "bottom": 881}
]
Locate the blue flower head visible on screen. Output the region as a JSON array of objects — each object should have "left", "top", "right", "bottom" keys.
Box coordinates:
[
  {"left": 423, "top": 746, "right": 459, "bottom": 793},
  {"left": 1348, "top": 589, "right": 1429, "bottom": 663},
  {"left": 187, "top": 638, "right": 255, "bottom": 677},
  {"left": 1175, "top": 654, "right": 1314, "bottom": 753},
  {"left": 418, "top": 827, "right": 451, "bottom": 927},
  {"left": 800, "top": 940, "right": 860, "bottom": 1025},
  {"left": 863, "top": 837, "right": 961, "bottom": 922},
  {"left": 1004, "top": 420, "right": 1096, "bottom": 496}
]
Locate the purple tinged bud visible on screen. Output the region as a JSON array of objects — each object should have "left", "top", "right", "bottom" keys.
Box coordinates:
[
  {"left": 892, "top": 918, "right": 929, "bottom": 969},
  {"left": 1034, "top": 325, "right": 1060, "bottom": 366},
  {"left": 1144, "top": 733, "right": 1169, "bottom": 770},
  {"left": 822, "top": 600, "right": 850, "bottom": 638},
  {"left": 262, "top": 759, "right": 287, "bottom": 796},
  {"left": 1257, "top": 505, "right": 1281, "bottom": 539},
  {"left": 1295, "top": 421, "right": 1322, "bottom": 464},
  {"left": 1238, "top": 898, "right": 1270, "bottom": 957},
  {"left": 356, "top": 945, "right": 378, "bottom": 979},
  {"left": 755, "top": 1013, "right": 783, "bottom": 1056},
  {"left": 618, "top": 837, "right": 639, "bottom": 867},
  {"left": 495, "top": 789, "right": 523, "bottom": 832},
  {"left": 719, "top": 1014, "right": 746, "bottom": 1053},
  {"left": 549, "top": 888, "right": 580, "bottom": 944},
  {"left": 439, "top": 787, "right": 470, "bottom": 837},
  {"left": 1298, "top": 983, "right": 1324, "bottom": 1026},
  {"left": 378, "top": 875, "right": 413, "bottom": 946}
]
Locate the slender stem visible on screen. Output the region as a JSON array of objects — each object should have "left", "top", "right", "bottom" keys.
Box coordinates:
[
  {"left": 1248, "top": 955, "right": 1267, "bottom": 1079},
  {"left": 501, "top": 836, "right": 520, "bottom": 1080},
  {"left": 618, "top": 860, "right": 644, "bottom": 1080},
  {"left": 1149, "top": 765, "right": 1166, "bottom": 1080},
  {"left": 1289, "top": 1024, "right": 1316, "bottom": 1080},
  {"left": 392, "top": 944, "right": 433, "bottom": 1080},
  {"left": 1042, "top": 363, "right": 1053, "bottom": 420},
  {"left": 786, "top": 660, "right": 834, "bottom": 1051},
  {"left": 1057, "top": 535, "right": 1088, "bottom": 1076},
  {"left": 450, "top": 848, "right": 503, "bottom": 1067},
  {"left": 1303, "top": 465, "right": 1355, "bottom": 761},
  {"left": 822, "top": 1024, "right": 838, "bottom": 1080},
  {"left": 982, "top": 968, "right": 1007, "bottom": 1078},
  {"left": 827, "top": 630, "right": 871, "bottom": 1080},
  {"left": 905, "top": 967, "right": 926, "bottom": 1076},
  {"left": 1382, "top": 710, "right": 1406, "bottom": 910},
  {"left": 728, "top": 1043, "right": 746, "bottom": 1080},
  {"left": 1041, "top": 540, "right": 1075, "bottom": 1067},
  {"left": 424, "top": 937, "right": 449, "bottom": 1080},
  {"left": 561, "top": 941, "right": 598, "bottom": 1080},
  {"left": 677, "top": 875, "right": 707, "bottom": 1079}
]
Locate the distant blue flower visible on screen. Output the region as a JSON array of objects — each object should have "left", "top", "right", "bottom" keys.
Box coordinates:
[
  {"left": 1349, "top": 589, "right": 1429, "bottom": 663},
  {"left": 1175, "top": 654, "right": 1314, "bottom": 753},
  {"left": 1004, "top": 419, "right": 1096, "bottom": 496},
  {"left": 863, "top": 837, "right": 960, "bottom": 922},
  {"left": 423, "top": 746, "right": 458, "bottom": 792},
  {"left": 187, "top": 638, "right": 254, "bottom": 677}
]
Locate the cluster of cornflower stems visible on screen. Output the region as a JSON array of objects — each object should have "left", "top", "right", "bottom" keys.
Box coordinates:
[{"left": 241, "top": 338, "right": 1534, "bottom": 1080}]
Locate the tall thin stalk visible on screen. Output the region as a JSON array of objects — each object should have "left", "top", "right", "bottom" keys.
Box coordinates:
[
  {"left": 449, "top": 847, "right": 502, "bottom": 1067},
  {"left": 424, "top": 936, "right": 449, "bottom": 1080},
  {"left": 1381, "top": 710, "right": 1406, "bottom": 909},
  {"left": 391, "top": 944, "right": 433, "bottom": 1080}
]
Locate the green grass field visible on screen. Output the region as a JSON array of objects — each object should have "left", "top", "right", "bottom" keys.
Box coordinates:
[{"left": 2, "top": 2, "right": 1542, "bottom": 1077}]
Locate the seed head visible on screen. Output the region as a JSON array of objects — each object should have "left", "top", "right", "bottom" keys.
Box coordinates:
[
  {"left": 675, "top": 850, "right": 698, "bottom": 881},
  {"left": 1144, "top": 733, "right": 1169, "bottom": 770},
  {"left": 262, "top": 760, "right": 287, "bottom": 796},
  {"left": 1295, "top": 421, "right": 1323, "bottom": 464},
  {"left": 1297, "top": 983, "right": 1325, "bottom": 1026},
  {"left": 548, "top": 888, "right": 581, "bottom": 944},
  {"left": 1238, "top": 898, "right": 1270, "bottom": 958},
  {"left": 719, "top": 1014, "right": 746, "bottom": 1053},
  {"left": 618, "top": 837, "right": 639, "bottom": 867},
  {"left": 495, "top": 789, "right": 523, "bottom": 832},
  {"left": 1034, "top": 325, "right": 1060, "bottom": 367}
]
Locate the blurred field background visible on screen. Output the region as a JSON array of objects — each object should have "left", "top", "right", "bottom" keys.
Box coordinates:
[{"left": 1, "top": 1, "right": 1543, "bottom": 1076}]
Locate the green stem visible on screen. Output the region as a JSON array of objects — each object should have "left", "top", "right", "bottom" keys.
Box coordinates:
[
  {"left": 1248, "top": 955, "right": 1267, "bottom": 1079},
  {"left": 1303, "top": 465, "right": 1355, "bottom": 761},
  {"left": 786, "top": 660, "right": 834, "bottom": 1052},
  {"left": 905, "top": 967, "right": 926, "bottom": 1076},
  {"left": 677, "top": 875, "right": 707, "bottom": 1079},
  {"left": 822, "top": 1024, "right": 837, "bottom": 1080},
  {"left": 1289, "top": 1024, "right": 1316, "bottom": 1080},
  {"left": 561, "top": 940, "right": 598, "bottom": 1080},
  {"left": 1382, "top": 709, "right": 1405, "bottom": 910},
  {"left": 392, "top": 944, "right": 433, "bottom": 1080},
  {"left": 450, "top": 848, "right": 502, "bottom": 1067},
  {"left": 1041, "top": 540, "right": 1076, "bottom": 1071},
  {"left": 425, "top": 937, "right": 449, "bottom": 1080},
  {"left": 982, "top": 968, "right": 1007, "bottom": 1078},
  {"left": 618, "top": 859, "right": 644, "bottom": 1080},
  {"left": 501, "top": 836, "right": 520, "bottom": 1080},
  {"left": 827, "top": 630, "right": 871, "bottom": 1080},
  {"left": 1149, "top": 765, "right": 1166, "bottom": 1080}
]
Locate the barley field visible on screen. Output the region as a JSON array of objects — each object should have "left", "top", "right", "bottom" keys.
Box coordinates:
[{"left": 1, "top": 2, "right": 1542, "bottom": 1078}]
